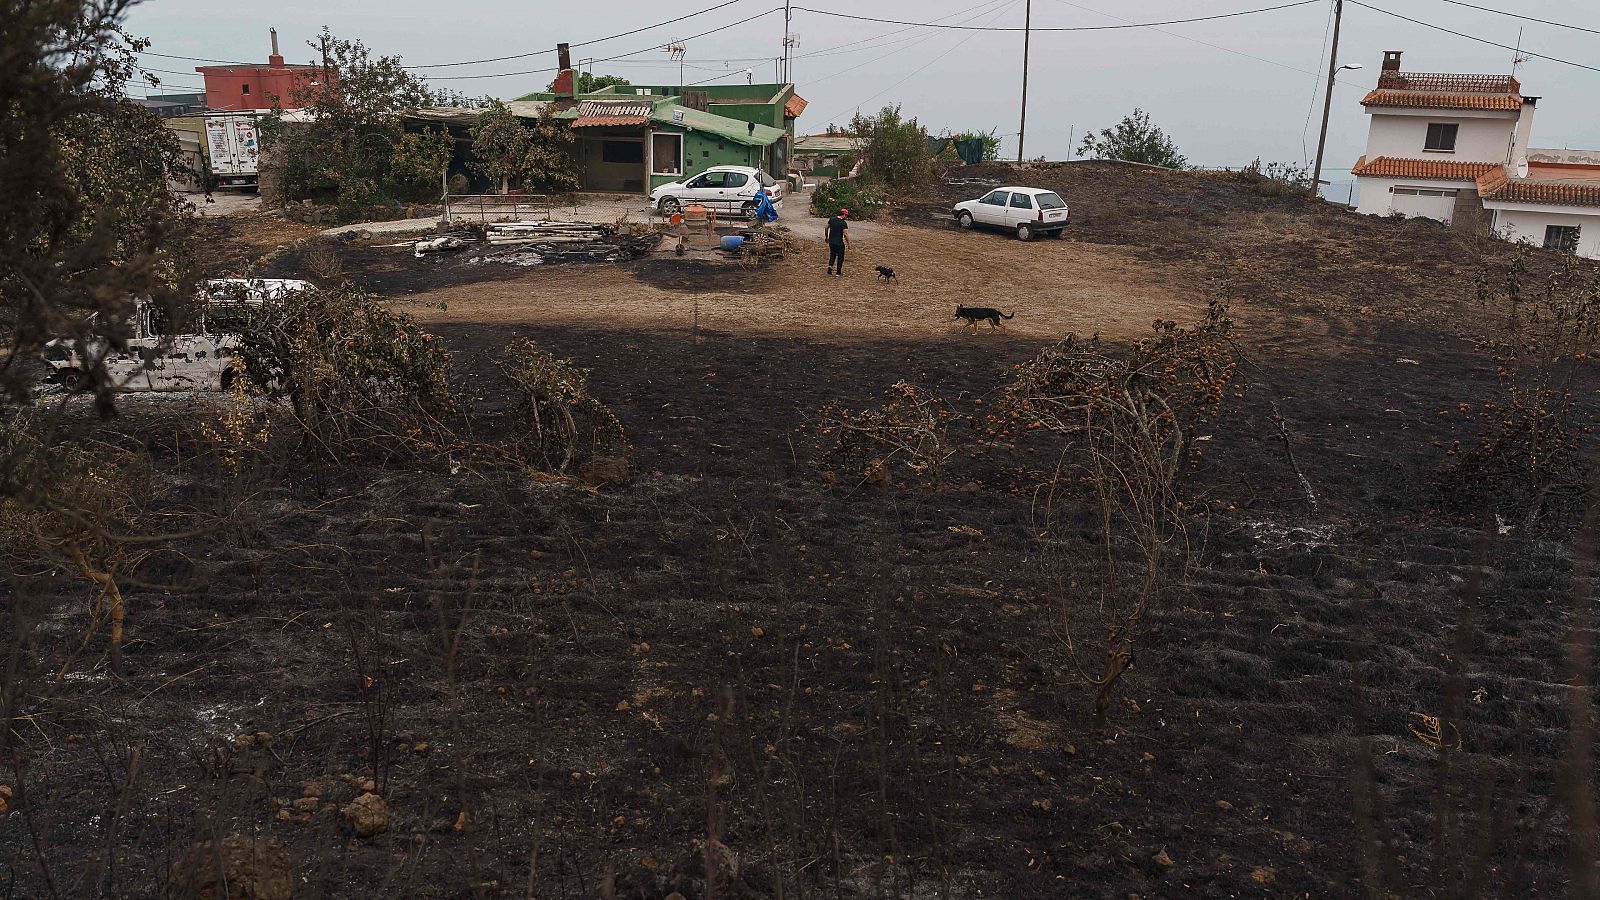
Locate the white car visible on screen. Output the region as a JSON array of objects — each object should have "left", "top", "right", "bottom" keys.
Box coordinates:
[
  {"left": 953, "top": 186, "right": 1070, "bottom": 241},
  {"left": 650, "top": 165, "right": 784, "bottom": 218},
  {"left": 43, "top": 278, "right": 311, "bottom": 392}
]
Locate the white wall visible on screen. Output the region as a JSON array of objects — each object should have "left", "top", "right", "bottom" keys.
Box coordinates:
[
  {"left": 1364, "top": 110, "right": 1518, "bottom": 163},
  {"left": 1354, "top": 175, "right": 1476, "bottom": 220},
  {"left": 1491, "top": 207, "right": 1600, "bottom": 259}
]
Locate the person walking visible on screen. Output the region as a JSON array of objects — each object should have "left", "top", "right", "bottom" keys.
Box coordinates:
[{"left": 825, "top": 207, "right": 849, "bottom": 277}]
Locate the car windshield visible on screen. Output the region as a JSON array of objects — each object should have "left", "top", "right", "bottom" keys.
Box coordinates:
[
  {"left": 1035, "top": 192, "right": 1066, "bottom": 210},
  {"left": 756, "top": 170, "right": 775, "bottom": 187}
]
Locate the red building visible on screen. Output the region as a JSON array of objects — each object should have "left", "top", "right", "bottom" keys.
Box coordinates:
[{"left": 196, "top": 29, "right": 325, "bottom": 111}]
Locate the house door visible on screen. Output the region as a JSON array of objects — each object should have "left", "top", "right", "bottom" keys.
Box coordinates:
[{"left": 1389, "top": 186, "right": 1458, "bottom": 223}]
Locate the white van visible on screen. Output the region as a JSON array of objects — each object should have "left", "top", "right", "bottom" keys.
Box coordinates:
[{"left": 42, "top": 279, "right": 310, "bottom": 392}]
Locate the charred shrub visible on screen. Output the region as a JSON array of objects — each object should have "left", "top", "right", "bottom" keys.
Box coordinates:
[
  {"left": 1003, "top": 302, "right": 1236, "bottom": 726},
  {"left": 498, "top": 338, "right": 626, "bottom": 475},
  {"left": 0, "top": 415, "right": 151, "bottom": 674},
  {"left": 1440, "top": 249, "right": 1600, "bottom": 525},
  {"left": 818, "top": 381, "right": 952, "bottom": 487},
  {"left": 233, "top": 284, "right": 457, "bottom": 464}
]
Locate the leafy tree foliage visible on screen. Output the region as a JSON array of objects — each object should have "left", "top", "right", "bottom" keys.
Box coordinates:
[
  {"left": 847, "top": 104, "right": 933, "bottom": 191},
  {"left": 548, "top": 72, "right": 631, "bottom": 94},
  {"left": 1077, "top": 109, "right": 1187, "bottom": 168},
  {"left": 951, "top": 128, "right": 1001, "bottom": 162},
  {"left": 470, "top": 100, "right": 578, "bottom": 194},
  {"left": 387, "top": 127, "right": 453, "bottom": 199},
  {"left": 262, "top": 29, "right": 439, "bottom": 208},
  {"left": 0, "top": 0, "right": 193, "bottom": 414}
]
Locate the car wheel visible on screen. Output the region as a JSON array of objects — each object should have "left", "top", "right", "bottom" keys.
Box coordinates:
[
  {"left": 57, "top": 368, "right": 86, "bottom": 392},
  {"left": 1017, "top": 223, "right": 1035, "bottom": 242},
  {"left": 658, "top": 197, "right": 681, "bottom": 215},
  {"left": 741, "top": 200, "right": 758, "bottom": 219},
  {"left": 220, "top": 365, "right": 236, "bottom": 391},
  {"left": 957, "top": 211, "right": 974, "bottom": 230}
]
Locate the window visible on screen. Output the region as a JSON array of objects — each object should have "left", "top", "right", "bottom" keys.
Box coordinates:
[
  {"left": 756, "top": 170, "right": 775, "bottom": 187},
  {"left": 1424, "top": 122, "right": 1458, "bottom": 152},
  {"left": 600, "top": 140, "right": 643, "bottom": 164},
  {"left": 241, "top": 83, "right": 250, "bottom": 96},
  {"left": 1545, "top": 225, "right": 1581, "bottom": 252},
  {"left": 980, "top": 190, "right": 1008, "bottom": 206},
  {"left": 1392, "top": 187, "right": 1458, "bottom": 197},
  {"left": 722, "top": 172, "right": 749, "bottom": 188},
  {"left": 1009, "top": 192, "right": 1033, "bottom": 209},
  {"left": 693, "top": 172, "right": 723, "bottom": 188},
  {"left": 651, "top": 133, "right": 683, "bottom": 175},
  {"left": 1036, "top": 192, "right": 1066, "bottom": 210}
]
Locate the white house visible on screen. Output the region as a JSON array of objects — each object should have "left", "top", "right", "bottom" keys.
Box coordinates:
[{"left": 1350, "top": 50, "right": 1600, "bottom": 258}]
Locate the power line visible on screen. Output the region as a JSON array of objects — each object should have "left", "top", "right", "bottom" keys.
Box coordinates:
[
  {"left": 1427, "top": 0, "right": 1600, "bottom": 37},
  {"left": 812, "top": 0, "right": 1022, "bottom": 127},
  {"left": 804, "top": 0, "right": 1016, "bottom": 90},
  {"left": 793, "top": 0, "right": 1319, "bottom": 32},
  {"left": 1349, "top": 0, "right": 1600, "bottom": 73},
  {"left": 406, "top": 0, "right": 749, "bottom": 68},
  {"left": 425, "top": 7, "right": 783, "bottom": 81}
]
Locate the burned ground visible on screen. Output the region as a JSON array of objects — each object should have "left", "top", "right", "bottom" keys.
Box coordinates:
[{"left": 4, "top": 167, "right": 1598, "bottom": 898}]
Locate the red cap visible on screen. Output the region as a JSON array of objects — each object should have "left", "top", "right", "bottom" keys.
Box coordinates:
[{"left": 839, "top": 208, "right": 849, "bottom": 217}]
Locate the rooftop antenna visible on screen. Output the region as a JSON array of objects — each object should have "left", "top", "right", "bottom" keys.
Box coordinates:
[
  {"left": 1510, "top": 27, "right": 1530, "bottom": 77},
  {"left": 666, "top": 41, "right": 687, "bottom": 98}
]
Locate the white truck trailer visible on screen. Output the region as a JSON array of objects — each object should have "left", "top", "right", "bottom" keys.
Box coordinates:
[{"left": 203, "top": 113, "right": 261, "bottom": 190}]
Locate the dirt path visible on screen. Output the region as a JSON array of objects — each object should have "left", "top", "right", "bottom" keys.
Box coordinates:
[{"left": 392, "top": 221, "right": 1203, "bottom": 342}]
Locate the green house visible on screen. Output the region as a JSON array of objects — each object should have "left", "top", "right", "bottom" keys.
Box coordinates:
[{"left": 513, "top": 81, "right": 807, "bottom": 195}]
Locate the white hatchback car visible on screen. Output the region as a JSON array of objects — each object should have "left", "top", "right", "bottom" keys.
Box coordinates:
[
  {"left": 650, "top": 165, "right": 784, "bottom": 218},
  {"left": 953, "top": 186, "right": 1070, "bottom": 241}
]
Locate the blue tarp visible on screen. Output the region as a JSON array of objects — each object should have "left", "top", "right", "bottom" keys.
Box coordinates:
[{"left": 754, "top": 189, "right": 779, "bottom": 222}]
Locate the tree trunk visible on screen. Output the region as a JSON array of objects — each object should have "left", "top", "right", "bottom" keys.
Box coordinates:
[{"left": 68, "top": 542, "right": 125, "bottom": 677}]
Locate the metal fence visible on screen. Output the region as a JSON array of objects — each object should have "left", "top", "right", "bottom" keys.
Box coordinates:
[{"left": 442, "top": 193, "right": 656, "bottom": 225}]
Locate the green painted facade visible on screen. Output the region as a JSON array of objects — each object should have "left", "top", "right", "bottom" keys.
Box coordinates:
[{"left": 512, "top": 82, "right": 800, "bottom": 194}]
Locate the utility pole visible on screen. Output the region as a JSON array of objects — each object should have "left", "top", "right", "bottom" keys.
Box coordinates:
[
  {"left": 1017, "top": 0, "right": 1031, "bottom": 163},
  {"left": 782, "top": 0, "right": 792, "bottom": 82},
  {"left": 1310, "top": 0, "right": 1344, "bottom": 199}
]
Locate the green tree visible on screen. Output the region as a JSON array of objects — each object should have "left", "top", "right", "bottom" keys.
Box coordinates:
[
  {"left": 388, "top": 127, "right": 453, "bottom": 200},
  {"left": 470, "top": 101, "right": 578, "bottom": 194},
  {"left": 1077, "top": 109, "right": 1187, "bottom": 168},
  {"left": 848, "top": 104, "right": 932, "bottom": 191},
  {"left": 470, "top": 100, "right": 530, "bottom": 194},
  {"left": 262, "top": 29, "right": 437, "bottom": 208},
  {"left": 549, "top": 72, "right": 631, "bottom": 94},
  {"left": 0, "top": 0, "right": 194, "bottom": 411}
]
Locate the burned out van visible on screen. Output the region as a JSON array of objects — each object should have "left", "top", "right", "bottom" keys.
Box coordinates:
[{"left": 42, "top": 279, "right": 310, "bottom": 392}]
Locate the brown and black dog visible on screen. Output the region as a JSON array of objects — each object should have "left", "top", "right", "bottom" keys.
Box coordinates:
[{"left": 954, "top": 305, "right": 1014, "bottom": 329}]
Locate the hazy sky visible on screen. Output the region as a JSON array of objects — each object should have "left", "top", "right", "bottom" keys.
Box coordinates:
[{"left": 125, "top": 0, "right": 1599, "bottom": 186}]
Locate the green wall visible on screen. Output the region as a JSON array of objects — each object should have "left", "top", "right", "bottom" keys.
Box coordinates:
[{"left": 649, "top": 126, "right": 763, "bottom": 189}]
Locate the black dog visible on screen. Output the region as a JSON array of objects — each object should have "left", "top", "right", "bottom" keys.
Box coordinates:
[
  {"left": 955, "top": 305, "right": 1014, "bottom": 329},
  {"left": 875, "top": 265, "right": 898, "bottom": 283}
]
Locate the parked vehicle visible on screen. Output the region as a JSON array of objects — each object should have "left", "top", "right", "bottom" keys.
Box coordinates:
[
  {"left": 650, "top": 165, "right": 785, "bottom": 218},
  {"left": 204, "top": 113, "right": 261, "bottom": 190},
  {"left": 43, "top": 279, "right": 310, "bottom": 392},
  {"left": 953, "top": 186, "right": 1070, "bottom": 241}
]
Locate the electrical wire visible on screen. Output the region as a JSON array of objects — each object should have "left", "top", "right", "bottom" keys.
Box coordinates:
[
  {"left": 405, "top": 0, "right": 749, "bottom": 68},
  {"left": 424, "top": 7, "right": 783, "bottom": 81},
  {"left": 793, "top": 0, "right": 1320, "bottom": 32},
  {"left": 1302, "top": 0, "right": 1337, "bottom": 164},
  {"left": 804, "top": 0, "right": 1016, "bottom": 91},
  {"left": 1348, "top": 1, "right": 1600, "bottom": 73},
  {"left": 810, "top": 0, "right": 1022, "bottom": 128},
  {"left": 1427, "top": 0, "right": 1600, "bottom": 37}
]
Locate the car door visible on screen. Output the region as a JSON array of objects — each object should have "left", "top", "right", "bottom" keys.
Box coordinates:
[
  {"left": 1007, "top": 191, "right": 1034, "bottom": 227},
  {"left": 721, "top": 171, "right": 751, "bottom": 211},
  {"left": 976, "top": 189, "right": 1009, "bottom": 225}
]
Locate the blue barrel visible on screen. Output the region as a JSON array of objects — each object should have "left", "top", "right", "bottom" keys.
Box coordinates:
[{"left": 721, "top": 235, "right": 745, "bottom": 251}]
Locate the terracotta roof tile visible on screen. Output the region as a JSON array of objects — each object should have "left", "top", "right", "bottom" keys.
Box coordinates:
[
  {"left": 1361, "top": 89, "right": 1522, "bottom": 111},
  {"left": 1375, "top": 71, "right": 1518, "bottom": 93},
  {"left": 1350, "top": 155, "right": 1500, "bottom": 181},
  {"left": 784, "top": 93, "right": 808, "bottom": 118},
  {"left": 1477, "top": 167, "right": 1600, "bottom": 207},
  {"left": 572, "top": 100, "right": 653, "bottom": 127}
]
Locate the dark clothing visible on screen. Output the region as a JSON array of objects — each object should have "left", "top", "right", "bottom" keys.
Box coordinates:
[
  {"left": 825, "top": 215, "right": 848, "bottom": 246},
  {"left": 828, "top": 243, "right": 845, "bottom": 274}
]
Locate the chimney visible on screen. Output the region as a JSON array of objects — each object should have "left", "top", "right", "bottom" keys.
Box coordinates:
[
  {"left": 552, "top": 42, "right": 577, "bottom": 100},
  {"left": 268, "top": 27, "right": 284, "bottom": 67},
  {"left": 1382, "top": 50, "right": 1402, "bottom": 72},
  {"left": 1509, "top": 96, "right": 1537, "bottom": 175}
]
